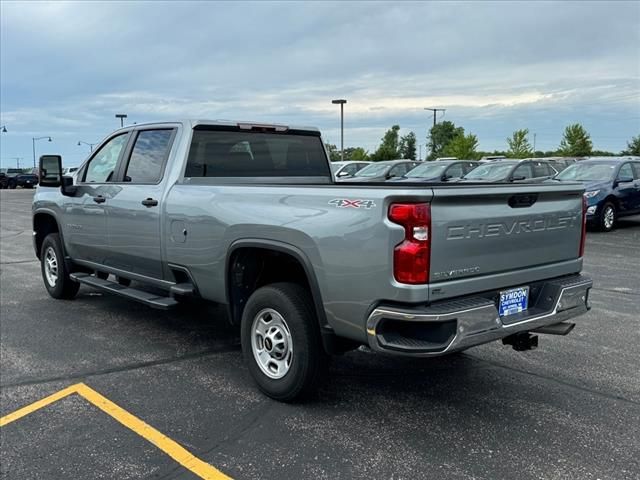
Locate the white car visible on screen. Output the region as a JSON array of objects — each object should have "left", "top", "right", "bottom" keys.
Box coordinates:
[{"left": 330, "top": 161, "right": 372, "bottom": 179}]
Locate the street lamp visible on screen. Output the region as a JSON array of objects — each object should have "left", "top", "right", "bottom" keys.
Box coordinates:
[
  {"left": 331, "top": 99, "right": 347, "bottom": 161},
  {"left": 32, "top": 136, "right": 52, "bottom": 168},
  {"left": 115, "top": 114, "right": 127, "bottom": 128},
  {"left": 10, "top": 157, "right": 22, "bottom": 169},
  {"left": 77, "top": 140, "right": 97, "bottom": 152},
  {"left": 1, "top": 126, "right": 7, "bottom": 133}
]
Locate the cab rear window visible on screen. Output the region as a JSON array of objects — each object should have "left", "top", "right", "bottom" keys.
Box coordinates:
[{"left": 185, "top": 130, "right": 330, "bottom": 178}]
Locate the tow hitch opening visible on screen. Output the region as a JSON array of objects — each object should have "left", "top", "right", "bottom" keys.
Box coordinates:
[{"left": 502, "top": 332, "right": 538, "bottom": 351}]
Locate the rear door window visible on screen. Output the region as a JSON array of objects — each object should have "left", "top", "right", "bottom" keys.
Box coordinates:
[
  {"left": 632, "top": 162, "right": 640, "bottom": 179},
  {"left": 185, "top": 129, "right": 329, "bottom": 177},
  {"left": 123, "top": 129, "right": 175, "bottom": 183},
  {"left": 532, "top": 162, "right": 551, "bottom": 177}
]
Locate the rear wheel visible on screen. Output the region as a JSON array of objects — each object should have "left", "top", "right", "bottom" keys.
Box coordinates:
[
  {"left": 41, "top": 233, "right": 80, "bottom": 299},
  {"left": 241, "top": 282, "right": 327, "bottom": 401},
  {"left": 598, "top": 202, "right": 616, "bottom": 232}
]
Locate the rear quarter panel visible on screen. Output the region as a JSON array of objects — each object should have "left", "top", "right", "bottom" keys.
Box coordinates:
[{"left": 164, "top": 184, "right": 432, "bottom": 342}]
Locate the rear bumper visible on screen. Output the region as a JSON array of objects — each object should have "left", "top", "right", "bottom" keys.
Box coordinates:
[{"left": 366, "top": 274, "right": 592, "bottom": 356}]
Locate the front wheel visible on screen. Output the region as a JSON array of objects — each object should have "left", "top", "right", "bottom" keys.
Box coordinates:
[
  {"left": 241, "top": 282, "right": 328, "bottom": 402},
  {"left": 598, "top": 202, "right": 616, "bottom": 232},
  {"left": 41, "top": 233, "right": 80, "bottom": 299}
]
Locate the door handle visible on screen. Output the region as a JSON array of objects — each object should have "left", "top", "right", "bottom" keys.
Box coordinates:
[
  {"left": 141, "top": 198, "right": 158, "bottom": 207},
  {"left": 93, "top": 195, "right": 106, "bottom": 204}
]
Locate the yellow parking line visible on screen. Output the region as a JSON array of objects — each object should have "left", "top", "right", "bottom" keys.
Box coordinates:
[
  {"left": 0, "top": 382, "right": 232, "bottom": 480},
  {"left": 0, "top": 383, "right": 78, "bottom": 427}
]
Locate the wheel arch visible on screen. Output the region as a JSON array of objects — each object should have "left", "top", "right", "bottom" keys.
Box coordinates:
[
  {"left": 225, "top": 239, "right": 327, "bottom": 327},
  {"left": 33, "top": 210, "right": 64, "bottom": 260}
]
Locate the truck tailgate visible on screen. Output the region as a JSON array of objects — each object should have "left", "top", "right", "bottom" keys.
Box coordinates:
[{"left": 429, "top": 183, "right": 584, "bottom": 297}]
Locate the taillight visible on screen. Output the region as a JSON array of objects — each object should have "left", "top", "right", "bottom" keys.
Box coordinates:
[
  {"left": 579, "top": 195, "right": 587, "bottom": 257},
  {"left": 388, "top": 203, "right": 431, "bottom": 284}
]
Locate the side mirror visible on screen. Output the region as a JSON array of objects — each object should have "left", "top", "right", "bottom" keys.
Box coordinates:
[
  {"left": 39, "top": 155, "right": 62, "bottom": 187},
  {"left": 337, "top": 171, "right": 350, "bottom": 178},
  {"left": 61, "top": 176, "right": 77, "bottom": 196},
  {"left": 510, "top": 175, "right": 526, "bottom": 182}
]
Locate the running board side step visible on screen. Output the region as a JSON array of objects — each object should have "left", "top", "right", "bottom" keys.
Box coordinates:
[
  {"left": 70, "top": 273, "right": 179, "bottom": 310},
  {"left": 533, "top": 322, "right": 576, "bottom": 336}
]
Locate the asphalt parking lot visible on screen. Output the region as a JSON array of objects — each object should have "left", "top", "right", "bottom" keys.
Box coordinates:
[{"left": 1, "top": 188, "right": 639, "bottom": 480}]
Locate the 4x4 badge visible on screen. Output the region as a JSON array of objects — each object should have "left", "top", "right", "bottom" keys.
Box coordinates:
[{"left": 329, "top": 199, "right": 376, "bottom": 209}]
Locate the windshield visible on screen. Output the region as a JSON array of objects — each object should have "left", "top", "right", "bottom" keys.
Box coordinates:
[
  {"left": 405, "top": 163, "right": 448, "bottom": 178},
  {"left": 354, "top": 163, "right": 390, "bottom": 177},
  {"left": 556, "top": 163, "right": 616, "bottom": 181},
  {"left": 463, "top": 163, "right": 513, "bottom": 180}
]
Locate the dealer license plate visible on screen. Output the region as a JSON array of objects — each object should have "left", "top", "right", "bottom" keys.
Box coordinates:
[{"left": 499, "top": 286, "right": 529, "bottom": 317}]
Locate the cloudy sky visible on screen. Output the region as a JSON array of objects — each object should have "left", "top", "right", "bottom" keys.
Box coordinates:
[{"left": 1, "top": 0, "right": 639, "bottom": 167}]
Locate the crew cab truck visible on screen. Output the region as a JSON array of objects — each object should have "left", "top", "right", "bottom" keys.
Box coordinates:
[{"left": 34, "top": 120, "right": 593, "bottom": 401}]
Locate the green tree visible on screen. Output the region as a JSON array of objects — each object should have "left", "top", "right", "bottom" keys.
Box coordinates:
[
  {"left": 325, "top": 143, "right": 341, "bottom": 162},
  {"left": 370, "top": 125, "right": 401, "bottom": 161},
  {"left": 558, "top": 124, "right": 593, "bottom": 157},
  {"left": 344, "top": 147, "right": 369, "bottom": 161},
  {"left": 506, "top": 129, "right": 533, "bottom": 158},
  {"left": 443, "top": 133, "right": 479, "bottom": 159},
  {"left": 399, "top": 132, "right": 417, "bottom": 160},
  {"left": 623, "top": 134, "right": 640, "bottom": 156},
  {"left": 427, "top": 121, "right": 464, "bottom": 160}
]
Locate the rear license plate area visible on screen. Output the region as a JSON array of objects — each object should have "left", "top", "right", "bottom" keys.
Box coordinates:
[{"left": 499, "top": 286, "right": 529, "bottom": 317}]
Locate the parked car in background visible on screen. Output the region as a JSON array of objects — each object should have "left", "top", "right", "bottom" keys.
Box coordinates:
[
  {"left": 392, "top": 160, "right": 479, "bottom": 182},
  {"left": 460, "top": 159, "right": 558, "bottom": 183},
  {"left": 330, "top": 161, "right": 371, "bottom": 179},
  {"left": 0, "top": 172, "right": 8, "bottom": 189},
  {"left": 347, "top": 159, "right": 419, "bottom": 182},
  {"left": 553, "top": 158, "right": 640, "bottom": 231},
  {"left": 5, "top": 168, "right": 39, "bottom": 189}
]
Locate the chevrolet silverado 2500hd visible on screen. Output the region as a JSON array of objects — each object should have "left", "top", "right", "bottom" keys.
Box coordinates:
[{"left": 33, "top": 120, "right": 593, "bottom": 401}]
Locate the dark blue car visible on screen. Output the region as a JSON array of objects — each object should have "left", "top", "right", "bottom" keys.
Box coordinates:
[{"left": 554, "top": 158, "right": 640, "bottom": 231}]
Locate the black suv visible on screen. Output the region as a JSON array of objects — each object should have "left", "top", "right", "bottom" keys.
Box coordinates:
[{"left": 5, "top": 169, "right": 39, "bottom": 189}]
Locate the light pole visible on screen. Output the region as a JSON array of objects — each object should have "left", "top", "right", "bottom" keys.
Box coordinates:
[
  {"left": 115, "top": 114, "right": 127, "bottom": 128},
  {"left": 10, "top": 157, "right": 22, "bottom": 169},
  {"left": 331, "top": 99, "right": 347, "bottom": 161},
  {"left": 32, "top": 136, "right": 52, "bottom": 168},
  {"left": 77, "top": 140, "right": 97, "bottom": 152}
]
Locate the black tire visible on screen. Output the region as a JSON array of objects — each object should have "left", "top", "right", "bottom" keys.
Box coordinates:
[
  {"left": 598, "top": 201, "right": 616, "bottom": 232},
  {"left": 241, "top": 282, "right": 328, "bottom": 402},
  {"left": 9, "top": 182, "right": 16, "bottom": 189},
  {"left": 41, "top": 233, "right": 80, "bottom": 299}
]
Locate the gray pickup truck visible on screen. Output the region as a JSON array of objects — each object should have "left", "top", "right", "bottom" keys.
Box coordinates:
[{"left": 33, "top": 120, "right": 593, "bottom": 401}]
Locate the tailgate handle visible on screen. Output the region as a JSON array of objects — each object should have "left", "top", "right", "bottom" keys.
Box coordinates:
[{"left": 508, "top": 193, "right": 538, "bottom": 208}]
